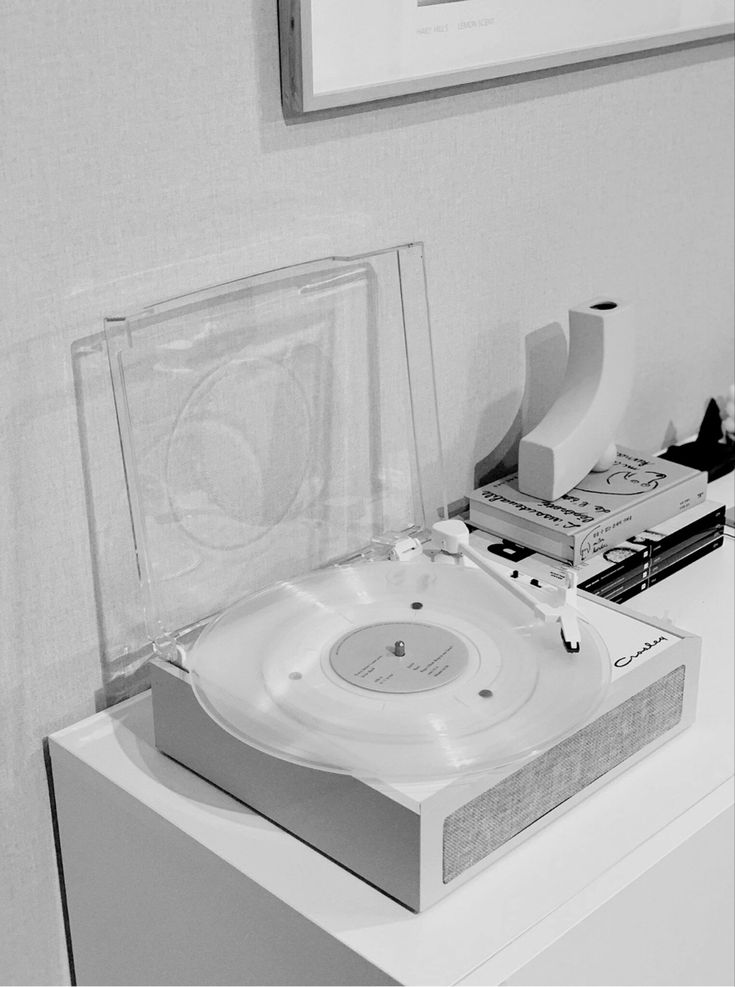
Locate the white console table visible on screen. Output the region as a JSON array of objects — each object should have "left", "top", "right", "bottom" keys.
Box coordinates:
[{"left": 49, "top": 477, "right": 734, "bottom": 986}]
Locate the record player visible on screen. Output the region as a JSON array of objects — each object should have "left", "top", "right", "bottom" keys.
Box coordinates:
[{"left": 105, "top": 244, "right": 700, "bottom": 912}]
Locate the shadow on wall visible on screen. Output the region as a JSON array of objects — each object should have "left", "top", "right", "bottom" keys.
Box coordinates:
[{"left": 473, "top": 321, "right": 567, "bottom": 489}]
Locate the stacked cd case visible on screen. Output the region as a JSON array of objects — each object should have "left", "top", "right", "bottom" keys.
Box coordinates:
[{"left": 470, "top": 500, "right": 725, "bottom": 603}]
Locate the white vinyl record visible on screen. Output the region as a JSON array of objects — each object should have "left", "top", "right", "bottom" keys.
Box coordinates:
[{"left": 189, "top": 560, "right": 610, "bottom": 781}]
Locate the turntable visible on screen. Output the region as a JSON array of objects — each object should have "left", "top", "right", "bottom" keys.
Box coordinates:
[{"left": 105, "top": 244, "right": 700, "bottom": 911}]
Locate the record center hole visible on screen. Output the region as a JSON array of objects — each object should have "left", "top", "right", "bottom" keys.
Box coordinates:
[
  {"left": 478, "top": 689, "right": 494, "bottom": 698},
  {"left": 289, "top": 672, "right": 302, "bottom": 680},
  {"left": 411, "top": 601, "right": 423, "bottom": 610}
]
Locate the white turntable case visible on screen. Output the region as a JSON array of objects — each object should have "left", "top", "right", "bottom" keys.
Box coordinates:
[
  {"left": 97, "top": 244, "right": 703, "bottom": 912},
  {"left": 147, "top": 596, "right": 700, "bottom": 912},
  {"left": 48, "top": 522, "right": 734, "bottom": 985}
]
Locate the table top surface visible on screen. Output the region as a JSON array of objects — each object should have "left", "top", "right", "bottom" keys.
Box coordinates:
[{"left": 50, "top": 476, "right": 735, "bottom": 986}]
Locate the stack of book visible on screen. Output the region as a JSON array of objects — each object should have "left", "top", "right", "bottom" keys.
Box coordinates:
[
  {"left": 470, "top": 499, "right": 725, "bottom": 604},
  {"left": 468, "top": 448, "right": 723, "bottom": 602},
  {"left": 469, "top": 448, "right": 708, "bottom": 565}
]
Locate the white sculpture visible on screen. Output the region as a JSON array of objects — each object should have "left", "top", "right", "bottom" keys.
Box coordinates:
[{"left": 518, "top": 298, "right": 634, "bottom": 501}]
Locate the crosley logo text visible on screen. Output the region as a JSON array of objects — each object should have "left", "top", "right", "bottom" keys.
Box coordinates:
[{"left": 614, "top": 635, "right": 667, "bottom": 668}]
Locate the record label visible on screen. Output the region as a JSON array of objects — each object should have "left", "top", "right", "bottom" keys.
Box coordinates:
[{"left": 329, "top": 622, "right": 470, "bottom": 694}]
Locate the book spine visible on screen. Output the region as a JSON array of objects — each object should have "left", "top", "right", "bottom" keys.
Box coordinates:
[
  {"left": 469, "top": 521, "right": 723, "bottom": 604},
  {"left": 609, "top": 534, "right": 723, "bottom": 602},
  {"left": 568, "top": 470, "right": 708, "bottom": 565},
  {"left": 644, "top": 504, "right": 725, "bottom": 557},
  {"left": 586, "top": 524, "right": 722, "bottom": 595},
  {"left": 647, "top": 533, "right": 724, "bottom": 586},
  {"left": 583, "top": 562, "right": 648, "bottom": 598},
  {"left": 468, "top": 503, "right": 572, "bottom": 561}
]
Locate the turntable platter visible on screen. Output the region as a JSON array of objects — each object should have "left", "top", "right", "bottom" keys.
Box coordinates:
[{"left": 189, "top": 561, "right": 610, "bottom": 781}]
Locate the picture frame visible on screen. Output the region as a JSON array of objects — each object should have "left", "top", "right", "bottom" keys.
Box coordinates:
[{"left": 279, "top": 0, "right": 734, "bottom": 116}]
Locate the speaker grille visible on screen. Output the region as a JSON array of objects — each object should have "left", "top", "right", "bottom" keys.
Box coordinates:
[{"left": 443, "top": 665, "right": 686, "bottom": 883}]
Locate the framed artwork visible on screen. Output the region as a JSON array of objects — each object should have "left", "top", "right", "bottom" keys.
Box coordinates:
[{"left": 279, "top": 0, "right": 734, "bottom": 115}]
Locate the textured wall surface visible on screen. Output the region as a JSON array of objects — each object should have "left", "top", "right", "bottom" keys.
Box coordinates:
[{"left": 0, "top": 2, "right": 732, "bottom": 983}]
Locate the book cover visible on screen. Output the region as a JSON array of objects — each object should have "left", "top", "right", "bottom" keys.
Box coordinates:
[{"left": 468, "top": 448, "right": 708, "bottom": 564}]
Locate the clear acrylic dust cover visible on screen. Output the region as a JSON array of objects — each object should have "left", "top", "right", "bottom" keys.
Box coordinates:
[{"left": 105, "top": 244, "right": 446, "bottom": 665}]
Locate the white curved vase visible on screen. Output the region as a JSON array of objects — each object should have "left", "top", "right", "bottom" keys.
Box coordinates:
[{"left": 518, "top": 298, "right": 634, "bottom": 502}]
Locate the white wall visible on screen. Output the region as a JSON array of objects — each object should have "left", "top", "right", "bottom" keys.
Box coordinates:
[{"left": 0, "top": 3, "right": 732, "bottom": 983}]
